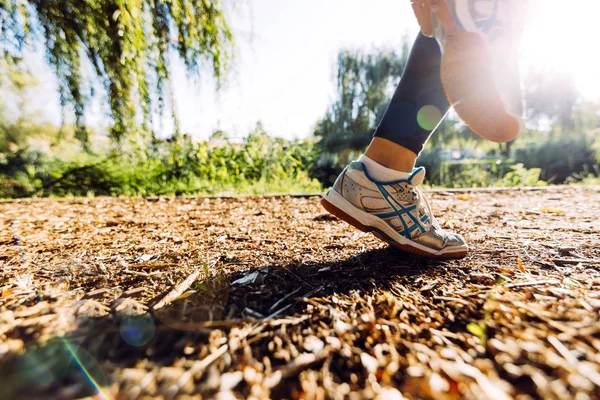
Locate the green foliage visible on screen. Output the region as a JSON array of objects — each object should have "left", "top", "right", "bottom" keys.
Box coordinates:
[
  {"left": 312, "top": 44, "right": 600, "bottom": 189},
  {"left": 417, "top": 153, "right": 546, "bottom": 188},
  {"left": 0, "top": 128, "right": 322, "bottom": 198},
  {"left": 566, "top": 165, "right": 600, "bottom": 185},
  {"left": 314, "top": 47, "right": 408, "bottom": 152},
  {"left": 0, "top": 0, "right": 233, "bottom": 142},
  {"left": 313, "top": 46, "right": 409, "bottom": 183},
  {"left": 194, "top": 262, "right": 227, "bottom": 296},
  {"left": 524, "top": 68, "right": 579, "bottom": 132},
  {"left": 466, "top": 322, "right": 487, "bottom": 345},
  {"left": 513, "top": 136, "right": 597, "bottom": 183}
]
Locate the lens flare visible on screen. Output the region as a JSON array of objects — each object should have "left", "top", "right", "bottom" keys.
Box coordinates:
[
  {"left": 417, "top": 105, "right": 443, "bottom": 131},
  {"left": 120, "top": 314, "right": 156, "bottom": 346},
  {"left": 61, "top": 338, "right": 110, "bottom": 400},
  {"left": 8, "top": 221, "right": 110, "bottom": 399}
]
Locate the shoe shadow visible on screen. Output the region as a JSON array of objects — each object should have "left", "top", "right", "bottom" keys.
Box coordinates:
[
  {"left": 0, "top": 247, "right": 443, "bottom": 399},
  {"left": 220, "top": 246, "right": 441, "bottom": 321}
]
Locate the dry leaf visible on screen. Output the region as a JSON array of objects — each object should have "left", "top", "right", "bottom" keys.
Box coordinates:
[
  {"left": 541, "top": 207, "right": 564, "bottom": 214},
  {"left": 517, "top": 257, "right": 525, "bottom": 273}
]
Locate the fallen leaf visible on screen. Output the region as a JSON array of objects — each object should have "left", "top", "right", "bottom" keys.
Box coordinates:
[
  {"left": 174, "top": 290, "right": 197, "bottom": 301},
  {"left": 466, "top": 322, "right": 487, "bottom": 344},
  {"left": 443, "top": 219, "right": 456, "bottom": 229},
  {"left": 2, "top": 288, "right": 15, "bottom": 297},
  {"left": 137, "top": 254, "right": 154, "bottom": 262},
  {"left": 232, "top": 270, "right": 259, "bottom": 285},
  {"left": 458, "top": 194, "right": 470, "bottom": 201},
  {"left": 541, "top": 207, "right": 564, "bottom": 214},
  {"left": 517, "top": 257, "right": 525, "bottom": 273}
]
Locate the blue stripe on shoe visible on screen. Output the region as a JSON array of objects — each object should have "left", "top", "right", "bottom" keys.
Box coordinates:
[
  {"left": 375, "top": 184, "right": 426, "bottom": 238},
  {"left": 374, "top": 205, "right": 417, "bottom": 219},
  {"left": 346, "top": 160, "right": 427, "bottom": 239}
]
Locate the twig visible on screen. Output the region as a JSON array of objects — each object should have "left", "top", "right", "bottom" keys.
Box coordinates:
[
  {"left": 433, "top": 296, "right": 472, "bottom": 306},
  {"left": 165, "top": 344, "right": 229, "bottom": 400},
  {"left": 244, "top": 307, "right": 265, "bottom": 319},
  {"left": 268, "top": 287, "right": 302, "bottom": 313},
  {"left": 301, "top": 285, "right": 325, "bottom": 299},
  {"left": 263, "top": 303, "right": 293, "bottom": 322},
  {"left": 506, "top": 280, "right": 561, "bottom": 289},
  {"left": 152, "top": 270, "right": 200, "bottom": 310},
  {"left": 553, "top": 258, "right": 600, "bottom": 265},
  {"left": 268, "top": 315, "right": 310, "bottom": 328},
  {"left": 122, "top": 287, "right": 145, "bottom": 298},
  {"left": 548, "top": 336, "right": 600, "bottom": 386},
  {"left": 124, "top": 269, "right": 164, "bottom": 277},
  {"left": 280, "top": 349, "right": 330, "bottom": 380},
  {"left": 130, "top": 262, "right": 179, "bottom": 269}
]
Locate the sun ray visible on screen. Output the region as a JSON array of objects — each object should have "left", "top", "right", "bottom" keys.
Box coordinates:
[{"left": 520, "top": 0, "right": 600, "bottom": 100}]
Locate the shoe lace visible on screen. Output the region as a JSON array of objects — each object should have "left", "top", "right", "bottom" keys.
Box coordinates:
[{"left": 411, "top": 186, "right": 441, "bottom": 229}]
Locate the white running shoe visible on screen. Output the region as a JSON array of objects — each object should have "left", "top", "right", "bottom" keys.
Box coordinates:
[{"left": 321, "top": 161, "right": 468, "bottom": 260}]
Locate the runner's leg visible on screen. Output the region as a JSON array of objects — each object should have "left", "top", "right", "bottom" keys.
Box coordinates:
[{"left": 365, "top": 33, "right": 447, "bottom": 175}]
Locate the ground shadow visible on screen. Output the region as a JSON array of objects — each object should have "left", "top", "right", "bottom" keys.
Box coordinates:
[{"left": 0, "top": 247, "right": 446, "bottom": 398}]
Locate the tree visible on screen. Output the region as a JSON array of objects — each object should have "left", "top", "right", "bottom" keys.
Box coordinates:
[
  {"left": 311, "top": 46, "right": 409, "bottom": 184},
  {"left": 314, "top": 46, "right": 408, "bottom": 154},
  {"left": 0, "top": 58, "right": 45, "bottom": 152},
  {"left": 523, "top": 68, "right": 579, "bottom": 135},
  {"left": 0, "top": 0, "right": 233, "bottom": 143}
]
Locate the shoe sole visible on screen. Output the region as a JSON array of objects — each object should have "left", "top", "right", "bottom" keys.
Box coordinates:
[
  {"left": 414, "top": 0, "right": 522, "bottom": 143},
  {"left": 321, "top": 190, "right": 468, "bottom": 260}
]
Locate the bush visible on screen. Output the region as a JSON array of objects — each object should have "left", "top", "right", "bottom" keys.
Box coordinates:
[
  {"left": 417, "top": 148, "right": 545, "bottom": 187},
  {"left": 514, "top": 136, "right": 597, "bottom": 183},
  {"left": 0, "top": 133, "right": 323, "bottom": 198}
]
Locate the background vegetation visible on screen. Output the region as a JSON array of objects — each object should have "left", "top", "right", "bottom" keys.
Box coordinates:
[{"left": 0, "top": 2, "right": 598, "bottom": 198}]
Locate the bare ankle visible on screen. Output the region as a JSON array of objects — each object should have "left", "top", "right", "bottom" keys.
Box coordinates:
[{"left": 364, "top": 138, "right": 417, "bottom": 173}]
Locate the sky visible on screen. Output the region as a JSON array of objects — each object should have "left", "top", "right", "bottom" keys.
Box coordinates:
[
  {"left": 22, "top": 0, "right": 420, "bottom": 140},
  {"left": 19, "top": 0, "right": 600, "bottom": 140},
  {"left": 172, "top": 0, "right": 419, "bottom": 140}
]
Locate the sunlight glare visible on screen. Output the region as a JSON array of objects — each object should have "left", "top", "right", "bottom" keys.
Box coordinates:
[{"left": 520, "top": 0, "right": 600, "bottom": 100}]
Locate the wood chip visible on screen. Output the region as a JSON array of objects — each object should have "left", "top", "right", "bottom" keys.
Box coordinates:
[
  {"left": 123, "top": 287, "right": 146, "bottom": 298},
  {"left": 83, "top": 288, "right": 110, "bottom": 299},
  {"left": 152, "top": 270, "right": 201, "bottom": 310}
]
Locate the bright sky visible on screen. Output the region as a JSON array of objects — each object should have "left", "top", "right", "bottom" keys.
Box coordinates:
[
  {"left": 23, "top": 0, "right": 600, "bottom": 140},
  {"left": 520, "top": 0, "right": 600, "bottom": 100}
]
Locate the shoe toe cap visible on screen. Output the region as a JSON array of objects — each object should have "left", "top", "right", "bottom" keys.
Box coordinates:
[{"left": 443, "top": 231, "right": 467, "bottom": 248}]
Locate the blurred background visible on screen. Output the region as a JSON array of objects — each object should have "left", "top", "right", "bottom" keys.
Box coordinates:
[{"left": 1, "top": 0, "right": 599, "bottom": 198}]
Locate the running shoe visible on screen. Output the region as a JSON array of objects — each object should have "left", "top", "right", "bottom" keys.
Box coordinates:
[
  {"left": 411, "top": 0, "right": 525, "bottom": 142},
  {"left": 321, "top": 161, "right": 468, "bottom": 260}
]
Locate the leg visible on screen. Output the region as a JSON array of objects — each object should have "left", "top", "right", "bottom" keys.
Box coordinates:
[
  {"left": 366, "top": 33, "right": 448, "bottom": 173},
  {"left": 412, "top": 0, "right": 524, "bottom": 142},
  {"left": 321, "top": 33, "right": 468, "bottom": 260}
]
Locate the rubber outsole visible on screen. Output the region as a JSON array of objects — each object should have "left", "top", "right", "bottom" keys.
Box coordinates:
[{"left": 320, "top": 197, "right": 468, "bottom": 261}]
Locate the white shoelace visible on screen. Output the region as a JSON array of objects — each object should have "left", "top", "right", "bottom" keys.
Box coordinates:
[{"left": 407, "top": 185, "right": 441, "bottom": 230}]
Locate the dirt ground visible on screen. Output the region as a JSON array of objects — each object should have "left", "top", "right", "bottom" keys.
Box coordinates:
[{"left": 1, "top": 186, "right": 600, "bottom": 399}]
